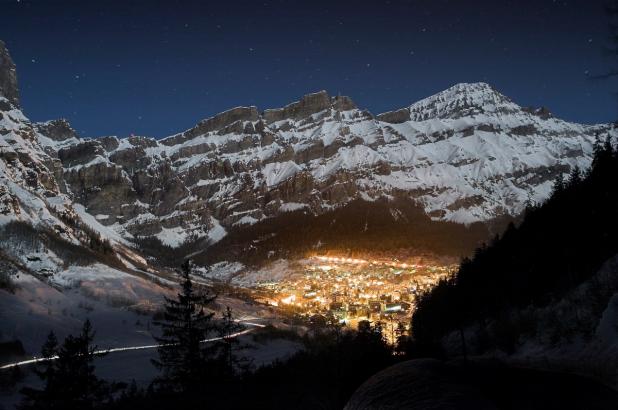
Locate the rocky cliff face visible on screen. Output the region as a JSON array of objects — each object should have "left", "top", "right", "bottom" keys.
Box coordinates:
[
  {"left": 0, "top": 40, "right": 19, "bottom": 109},
  {"left": 0, "top": 40, "right": 615, "bottom": 257},
  {"left": 0, "top": 43, "right": 147, "bottom": 279}
]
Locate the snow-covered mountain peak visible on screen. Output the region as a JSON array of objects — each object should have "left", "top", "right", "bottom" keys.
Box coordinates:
[
  {"left": 406, "top": 82, "right": 520, "bottom": 121},
  {"left": 376, "top": 82, "right": 519, "bottom": 124},
  {"left": 442, "top": 81, "right": 495, "bottom": 94}
]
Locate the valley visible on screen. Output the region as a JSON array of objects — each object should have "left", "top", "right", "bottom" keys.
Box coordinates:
[{"left": 225, "top": 255, "right": 456, "bottom": 344}]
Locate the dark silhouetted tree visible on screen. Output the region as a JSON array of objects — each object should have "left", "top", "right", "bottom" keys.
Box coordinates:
[
  {"left": 19, "top": 321, "right": 121, "bottom": 410},
  {"left": 411, "top": 137, "right": 618, "bottom": 354},
  {"left": 151, "top": 259, "right": 217, "bottom": 393},
  {"left": 214, "top": 306, "right": 252, "bottom": 380}
]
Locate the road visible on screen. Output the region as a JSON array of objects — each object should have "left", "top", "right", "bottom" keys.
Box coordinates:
[{"left": 0, "top": 320, "right": 266, "bottom": 371}]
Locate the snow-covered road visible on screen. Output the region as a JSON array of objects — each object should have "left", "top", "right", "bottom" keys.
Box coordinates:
[{"left": 0, "top": 320, "right": 266, "bottom": 371}]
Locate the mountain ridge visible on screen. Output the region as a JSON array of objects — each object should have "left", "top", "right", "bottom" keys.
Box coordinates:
[{"left": 0, "top": 40, "right": 615, "bottom": 273}]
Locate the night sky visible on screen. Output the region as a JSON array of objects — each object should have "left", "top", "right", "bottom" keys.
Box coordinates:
[{"left": 1, "top": 0, "right": 616, "bottom": 138}]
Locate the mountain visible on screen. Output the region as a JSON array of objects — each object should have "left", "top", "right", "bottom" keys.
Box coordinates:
[
  {"left": 0, "top": 40, "right": 615, "bottom": 271},
  {"left": 0, "top": 40, "right": 151, "bottom": 282}
]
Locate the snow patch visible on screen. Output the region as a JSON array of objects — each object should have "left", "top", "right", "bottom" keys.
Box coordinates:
[
  {"left": 73, "top": 204, "right": 130, "bottom": 246},
  {"left": 262, "top": 161, "right": 301, "bottom": 187},
  {"left": 279, "top": 202, "right": 308, "bottom": 212},
  {"left": 233, "top": 215, "right": 260, "bottom": 226},
  {"left": 208, "top": 217, "right": 227, "bottom": 244}
]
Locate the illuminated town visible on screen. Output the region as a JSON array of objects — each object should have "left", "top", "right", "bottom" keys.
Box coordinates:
[{"left": 250, "top": 256, "right": 457, "bottom": 343}]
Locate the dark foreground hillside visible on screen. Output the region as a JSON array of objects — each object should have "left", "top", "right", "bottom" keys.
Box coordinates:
[
  {"left": 411, "top": 138, "right": 618, "bottom": 379},
  {"left": 345, "top": 359, "right": 618, "bottom": 410}
]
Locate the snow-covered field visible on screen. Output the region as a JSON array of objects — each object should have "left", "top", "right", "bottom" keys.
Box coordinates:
[
  {"left": 0, "top": 266, "right": 170, "bottom": 354},
  {"left": 0, "top": 323, "right": 301, "bottom": 410},
  {"left": 0, "top": 260, "right": 303, "bottom": 408}
]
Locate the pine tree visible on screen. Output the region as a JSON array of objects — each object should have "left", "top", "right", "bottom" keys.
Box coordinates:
[
  {"left": 567, "top": 165, "right": 582, "bottom": 188},
  {"left": 591, "top": 134, "right": 604, "bottom": 170},
  {"left": 19, "top": 332, "right": 58, "bottom": 409},
  {"left": 215, "top": 306, "right": 252, "bottom": 380},
  {"left": 394, "top": 322, "right": 408, "bottom": 355},
  {"left": 552, "top": 172, "right": 565, "bottom": 195},
  {"left": 152, "top": 259, "right": 217, "bottom": 393},
  {"left": 19, "top": 321, "right": 120, "bottom": 410}
]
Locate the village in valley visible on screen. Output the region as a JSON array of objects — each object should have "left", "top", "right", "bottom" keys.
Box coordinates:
[{"left": 244, "top": 255, "right": 456, "bottom": 343}]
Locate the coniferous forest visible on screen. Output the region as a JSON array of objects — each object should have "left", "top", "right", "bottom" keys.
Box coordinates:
[{"left": 412, "top": 138, "right": 618, "bottom": 352}]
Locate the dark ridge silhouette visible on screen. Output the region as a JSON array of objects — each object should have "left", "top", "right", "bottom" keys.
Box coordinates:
[{"left": 412, "top": 137, "right": 618, "bottom": 347}]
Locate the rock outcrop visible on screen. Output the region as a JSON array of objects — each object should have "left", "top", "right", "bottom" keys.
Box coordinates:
[
  {"left": 35, "top": 119, "right": 78, "bottom": 142},
  {"left": 263, "top": 90, "right": 335, "bottom": 123},
  {"left": 0, "top": 40, "right": 19, "bottom": 108},
  {"left": 162, "top": 106, "right": 259, "bottom": 146},
  {"left": 376, "top": 108, "right": 411, "bottom": 123}
]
